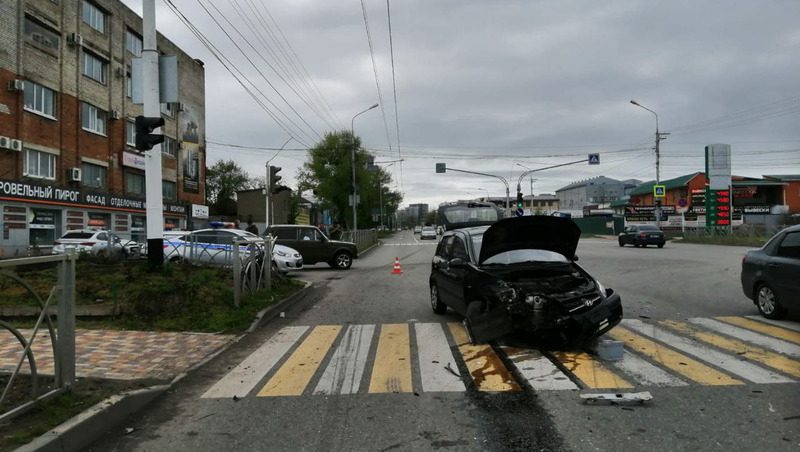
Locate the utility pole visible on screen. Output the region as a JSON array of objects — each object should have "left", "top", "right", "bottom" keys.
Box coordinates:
[
  {"left": 142, "top": 0, "right": 164, "bottom": 268},
  {"left": 631, "top": 100, "right": 669, "bottom": 227}
]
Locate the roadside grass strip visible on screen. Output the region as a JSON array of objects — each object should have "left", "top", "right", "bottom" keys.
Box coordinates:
[
  {"left": 717, "top": 316, "right": 800, "bottom": 344},
  {"left": 501, "top": 347, "right": 579, "bottom": 391},
  {"left": 549, "top": 351, "right": 633, "bottom": 389},
  {"left": 688, "top": 318, "right": 800, "bottom": 358},
  {"left": 201, "top": 326, "right": 308, "bottom": 399},
  {"left": 448, "top": 322, "right": 521, "bottom": 392},
  {"left": 622, "top": 320, "right": 792, "bottom": 384},
  {"left": 608, "top": 326, "right": 743, "bottom": 386},
  {"left": 415, "top": 323, "right": 466, "bottom": 392},
  {"left": 661, "top": 320, "right": 800, "bottom": 379},
  {"left": 314, "top": 324, "right": 375, "bottom": 395},
  {"left": 258, "top": 325, "right": 342, "bottom": 397},
  {"left": 368, "top": 324, "right": 413, "bottom": 393},
  {"left": 745, "top": 316, "right": 800, "bottom": 333}
]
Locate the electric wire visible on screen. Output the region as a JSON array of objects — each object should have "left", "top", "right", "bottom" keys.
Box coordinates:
[
  {"left": 386, "top": 0, "right": 404, "bottom": 194},
  {"left": 359, "top": 0, "right": 395, "bottom": 156}
]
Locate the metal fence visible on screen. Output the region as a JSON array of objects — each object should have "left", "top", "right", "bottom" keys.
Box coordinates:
[
  {"left": 0, "top": 251, "right": 77, "bottom": 422},
  {"left": 341, "top": 229, "right": 378, "bottom": 253}
]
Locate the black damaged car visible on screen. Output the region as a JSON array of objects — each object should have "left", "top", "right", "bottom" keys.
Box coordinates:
[{"left": 429, "top": 216, "right": 622, "bottom": 345}]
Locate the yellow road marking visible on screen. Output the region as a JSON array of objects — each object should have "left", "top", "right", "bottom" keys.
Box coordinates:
[
  {"left": 716, "top": 317, "right": 800, "bottom": 345},
  {"left": 447, "top": 323, "right": 521, "bottom": 392},
  {"left": 609, "top": 326, "right": 743, "bottom": 386},
  {"left": 258, "top": 325, "right": 341, "bottom": 397},
  {"left": 550, "top": 351, "right": 633, "bottom": 389},
  {"left": 368, "top": 324, "right": 413, "bottom": 393},
  {"left": 661, "top": 320, "right": 800, "bottom": 379}
]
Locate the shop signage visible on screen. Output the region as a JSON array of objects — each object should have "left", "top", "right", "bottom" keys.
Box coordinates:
[
  {"left": 122, "top": 151, "right": 146, "bottom": 170},
  {"left": 191, "top": 204, "right": 209, "bottom": 219},
  {"left": 0, "top": 178, "right": 187, "bottom": 216}
]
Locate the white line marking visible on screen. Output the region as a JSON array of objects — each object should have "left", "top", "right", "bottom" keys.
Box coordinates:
[
  {"left": 501, "top": 347, "right": 578, "bottom": 391},
  {"left": 690, "top": 318, "right": 800, "bottom": 358},
  {"left": 622, "top": 319, "right": 794, "bottom": 384},
  {"left": 745, "top": 316, "right": 800, "bottom": 333},
  {"left": 201, "top": 326, "right": 309, "bottom": 399},
  {"left": 612, "top": 351, "right": 688, "bottom": 387},
  {"left": 313, "top": 324, "right": 375, "bottom": 395},
  {"left": 415, "top": 323, "right": 466, "bottom": 392}
]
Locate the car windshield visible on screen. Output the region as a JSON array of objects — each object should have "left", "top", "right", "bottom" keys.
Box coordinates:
[
  {"left": 61, "top": 232, "right": 94, "bottom": 239},
  {"left": 482, "top": 249, "right": 568, "bottom": 265},
  {"left": 422, "top": 227, "right": 435, "bottom": 232}
]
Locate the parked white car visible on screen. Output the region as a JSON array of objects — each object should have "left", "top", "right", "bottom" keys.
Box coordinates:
[{"left": 52, "top": 230, "right": 140, "bottom": 257}]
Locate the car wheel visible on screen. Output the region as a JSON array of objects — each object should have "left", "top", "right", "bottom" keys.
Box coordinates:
[
  {"left": 430, "top": 284, "right": 447, "bottom": 314},
  {"left": 756, "top": 283, "right": 785, "bottom": 319},
  {"left": 658, "top": 243, "right": 664, "bottom": 248},
  {"left": 618, "top": 238, "right": 625, "bottom": 247},
  {"left": 333, "top": 251, "right": 353, "bottom": 270}
]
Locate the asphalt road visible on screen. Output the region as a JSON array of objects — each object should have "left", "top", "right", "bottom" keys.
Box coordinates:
[{"left": 88, "top": 231, "right": 800, "bottom": 452}]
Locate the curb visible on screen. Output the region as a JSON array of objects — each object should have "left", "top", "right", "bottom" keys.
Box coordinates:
[{"left": 15, "top": 280, "right": 315, "bottom": 452}]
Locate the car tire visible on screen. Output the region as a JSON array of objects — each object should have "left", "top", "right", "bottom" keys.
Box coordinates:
[
  {"left": 756, "top": 283, "right": 786, "bottom": 319},
  {"left": 430, "top": 284, "right": 447, "bottom": 314},
  {"left": 658, "top": 243, "right": 664, "bottom": 248},
  {"left": 331, "top": 251, "right": 353, "bottom": 270},
  {"left": 618, "top": 239, "right": 625, "bottom": 247}
]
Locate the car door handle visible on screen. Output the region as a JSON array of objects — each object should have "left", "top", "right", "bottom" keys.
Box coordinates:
[{"left": 767, "top": 263, "right": 779, "bottom": 268}]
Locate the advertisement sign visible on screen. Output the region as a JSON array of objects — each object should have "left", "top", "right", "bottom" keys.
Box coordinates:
[
  {"left": 705, "top": 144, "right": 731, "bottom": 190},
  {"left": 122, "top": 151, "right": 146, "bottom": 170},
  {"left": 191, "top": 204, "right": 209, "bottom": 219}
]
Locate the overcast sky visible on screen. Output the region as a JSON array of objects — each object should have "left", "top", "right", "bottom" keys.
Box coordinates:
[{"left": 122, "top": 0, "right": 800, "bottom": 209}]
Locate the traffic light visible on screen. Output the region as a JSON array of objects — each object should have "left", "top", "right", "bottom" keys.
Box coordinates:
[
  {"left": 269, "top": 165, "right": 282, "bottom": 193},
  {"left": 134, "top": 115, "right": 165, "bottom": 151},
  {"left": 516, "top": 191, "right": 524, "bottom": 209}
]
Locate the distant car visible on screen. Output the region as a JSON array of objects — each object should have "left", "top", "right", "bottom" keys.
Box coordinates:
[
  {"left": 619, "top": 224, "right": 666, "bottom": 248},
  {"left": 414, "top": 226, "right": 423, "bottom": 234},
  {"left": 420, "top": 226, "right": 437, "bottom": 240},
  {"left": 52, "top": 230, "right": 140, "bottom": 257},
  {"left": 741, "top": 224, "right": 800, "bottom": 319},
  {"left": 265, "top": 225, "right": 358, "bottom": 270},
  {"left": 429, "top": 216, "right": 622, "bottom": 345}
]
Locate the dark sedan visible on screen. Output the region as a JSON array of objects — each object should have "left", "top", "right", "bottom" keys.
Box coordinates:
[
  {"left": 429, "top": 216, "right": 622, "bottom": 345},
  {"left": 741, "top": 224, "right": 800, "bottom": 319},
  {"left": 619, "top": 224, "right": 666, "bottom": 248}
]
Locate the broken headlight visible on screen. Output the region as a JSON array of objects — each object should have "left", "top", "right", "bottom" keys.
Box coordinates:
[{"left": 491, "top": 281, "right": 518, "bottom": 304}]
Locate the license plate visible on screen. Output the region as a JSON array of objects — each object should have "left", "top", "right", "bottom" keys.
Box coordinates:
[{"left": 650, "top": 235, "right": 659, "bottom": 238}]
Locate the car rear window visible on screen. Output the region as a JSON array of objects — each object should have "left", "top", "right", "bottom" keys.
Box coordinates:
[
  {"left": 638, "top": 225, "right": 660, "bottom": 231},
  {"left": 61, "top": 232, "right": 93, "bottom": 239}
]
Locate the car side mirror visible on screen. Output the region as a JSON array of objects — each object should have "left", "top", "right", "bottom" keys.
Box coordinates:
[
  {"left": 449, "top": 257, "right": 467, "bottom": 268},
  {"left": 573, "top": 255, "right": 579, "bottom": 261}
]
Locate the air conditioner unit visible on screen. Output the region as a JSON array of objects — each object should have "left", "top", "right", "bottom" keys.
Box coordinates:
[
  {"left": 115, "top": 67, "right": 125, "bottom": 78},
  {"left": 7, "top": 79, "right": 24, "bottom": 92},
  {"left": 10, "top": 139, "right": 22, "bottom": 152},
  {"left": 175, "top": 102, "right": 185, "bottom": 112},
  {"left": 69, "top": 167, "right": 82, "bottom": 182},
  {"left": 0, "top": 136, "right": 10, "bottom": 149},
  {"left": 111, "top": 110, "right": 121, "bottom": 120},
  {"left": 67, "top": 32, "right": 83, "bottom": 47}
]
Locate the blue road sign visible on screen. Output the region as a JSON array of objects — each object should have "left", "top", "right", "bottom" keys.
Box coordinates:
[
  {"left": 515, "top": 208, "right": 524, "bottom": 217},
  {"left": 588, "top": 153, "right": 600, "bottom": 165}
]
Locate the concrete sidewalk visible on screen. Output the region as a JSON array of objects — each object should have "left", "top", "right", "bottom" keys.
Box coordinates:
[{"left": 0, "top": 328, "right": 235, "bottom": 381}]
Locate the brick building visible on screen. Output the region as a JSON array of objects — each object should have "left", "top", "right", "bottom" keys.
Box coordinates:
[{"left": 0, "top": 0, "right": 207, "bottom": 257}]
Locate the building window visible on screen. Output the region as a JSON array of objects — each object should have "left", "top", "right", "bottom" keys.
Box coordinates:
[
  {"left": 160, "top": 103, "right": 174, "bottom": 117},
  {"left": 23, "top": 16, "right": 60, "bottom": 52},
  {"left": 163, "top": 136, "right": 177, "bottom": 157},
  {"left": 81, "top": 102, "right": 107, "bottom": 135},
  {"left": 82, "top": 1, "right": 106, "bottom": 33},
  {"left": 126, "top": 72, "right": 132, "bottom": 97},
  {"left": 82, "top": 51, "right": 107, "bottom": 84},
  {"left": 24, "top": 82, "right": 56, "bottom": 118},
  {"left": 126, "top": 171, "right": 145, "bottom": 196},
  {"left": 125, "top": 29, "right": 142, "bottom": 56},
  {"left": 162, "top": 180, "right": 177, "bottom": 200},
  {"left": 81, "top": 162, "right": 107, "bottom": 188},
  {"left": 23, "top": 149, "right": 56, "bottom": 180},
  {"left": 126, "top": 119, "right": 136, "bottom": 146}
]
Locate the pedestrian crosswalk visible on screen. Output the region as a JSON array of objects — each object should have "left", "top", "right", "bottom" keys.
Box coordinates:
[{"left": 201, "top": 316, "right": 800, "bottom": 399}]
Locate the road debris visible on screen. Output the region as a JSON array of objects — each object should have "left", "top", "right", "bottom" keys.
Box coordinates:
[
  {"left": 580, "top": 391, "right": 653, "bottom": 405},
  {"left": 444, "top": 362, "right": 461, "bottom": 378},
  {"left": 124, "top": 427, "right": 135, "bottom": 435}
]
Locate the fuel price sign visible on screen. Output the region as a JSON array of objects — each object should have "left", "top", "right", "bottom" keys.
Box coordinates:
[{"left": 705, "top": 187, "right": 732, "bottom": 227}]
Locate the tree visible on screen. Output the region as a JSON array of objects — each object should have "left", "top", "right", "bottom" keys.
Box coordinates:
[
  {"left": 297, "top": 131, "right": 402, "bottom": 229},
  {"left": 206, "top": 160, "right": 254, "bottom": 216}
]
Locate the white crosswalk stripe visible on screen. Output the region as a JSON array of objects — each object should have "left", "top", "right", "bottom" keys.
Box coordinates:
[
  {"left": 689, "top": 318, "right": 800, "bottom": 358},
  {"left": 611, "top": 351, "right": 688, "bottom": 387},
  {"left": 501, "top": 347, "right": 579, "bottom": 391},
  {"left": 201, "top": 326, "right": 308, "bottom": 399},
  {"left": 314, "top": 324, "right": 375, "bottom": 395},
  {"left": 623, "top": 319, "right": 794, "bottom": 384},
  {"left": 415, "top": 323, "right": 466, "bottom": 392}
]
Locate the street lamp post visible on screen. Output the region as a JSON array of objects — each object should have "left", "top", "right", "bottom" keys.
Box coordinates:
[
  {"left": 472, "top": 187, "right": 490, "bottom": 201},
  {"left": 515, "top": 163, "right": 538, "bottom": 196},
  {"left": 351, "top": 103, "right": 379, "bottom": 231},
  {"left": 630, "top": 100, "right": 669, "bottom": 227}
]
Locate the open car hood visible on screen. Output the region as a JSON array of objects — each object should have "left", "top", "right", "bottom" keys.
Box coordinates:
[{"left": 478, "top": 216, "right": 581, "bottom": 264}]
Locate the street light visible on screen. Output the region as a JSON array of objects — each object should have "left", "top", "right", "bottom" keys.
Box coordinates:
[
  {"left": 515, "top": 163, "right": 538, "bottom": 195},
  {"left": 351, "top": 103, "right": 379, "bottom": 231},
  {"left": 374, "top": 159, "right": 403, "bottom": 230},
  {"left": 472, "top": 187, "right": 490, "bottom": 201},
  {"left": 630, "top": 100, "right": 669, "bottom": 227}
]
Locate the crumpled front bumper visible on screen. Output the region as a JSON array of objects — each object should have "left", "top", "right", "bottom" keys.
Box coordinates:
[{"left": 569, "top": 291, "right": 623, "bottom": 340}]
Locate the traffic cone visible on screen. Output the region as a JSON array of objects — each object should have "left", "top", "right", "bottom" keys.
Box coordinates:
[{"left": 391, "top": 257, "right": 403, "bottom": 275}]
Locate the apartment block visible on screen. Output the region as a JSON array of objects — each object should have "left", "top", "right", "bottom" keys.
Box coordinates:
[{"left": 0, "top": 0, "right": 207, "bottom": 257}]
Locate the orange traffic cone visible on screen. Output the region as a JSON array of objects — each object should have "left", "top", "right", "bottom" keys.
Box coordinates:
[{"left": 391, "top": 257, "right": 403, "bottom": 275}]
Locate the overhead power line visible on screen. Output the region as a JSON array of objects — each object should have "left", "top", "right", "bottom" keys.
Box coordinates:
[
  {"left": 359, "top": 0, "right": 395, "bottom": 156},
  {"left": 386, "top": 0, "right": 403, "bottom": 193}
]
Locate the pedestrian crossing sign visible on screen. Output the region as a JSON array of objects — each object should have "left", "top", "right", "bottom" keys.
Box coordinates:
[
  {"left": 654, "top": 185, "right": 666, "bottom": 198},
  {"left": 588, "top": 153, "right": 600, "bottom": 165}
]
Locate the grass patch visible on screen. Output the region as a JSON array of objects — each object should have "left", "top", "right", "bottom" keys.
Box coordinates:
[
  {"left": 1, "top": 257, "right": 305, "bottom": 333},
  {"left": 679, "top": 234, "right": 768, "bottom": 247}
]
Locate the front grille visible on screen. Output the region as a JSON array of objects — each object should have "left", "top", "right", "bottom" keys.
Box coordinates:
[{"left": 562, "top": 295, "right": 601, "bottom": 313}]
